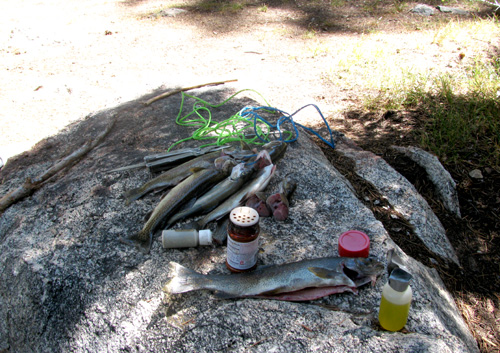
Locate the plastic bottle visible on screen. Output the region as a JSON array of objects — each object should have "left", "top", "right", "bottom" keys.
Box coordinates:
[
  {"left": 378, "top": 268, "right": 413, "bottom": 331},
  {"left": 226, "top": 206, "right": 260, "bottom": 273},
  {"left": 162, "top": 229, "right": 213, "bottom": 248}
]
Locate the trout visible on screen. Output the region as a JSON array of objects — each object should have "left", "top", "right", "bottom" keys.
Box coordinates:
[
  {"left": 122, "top": 150, "right": 226, "bottom": 205},
  {"left": 196, "top": 163, "right": 276, "bottom": 229},
  {"left": 164, "top": 257, "right": 384, "bottom": 301},
  {"left": 166, "top": 150, "right": 273, "bottom": 228},
  {"left": 120, "top": 160, "right": 233, "bottom": 253}
]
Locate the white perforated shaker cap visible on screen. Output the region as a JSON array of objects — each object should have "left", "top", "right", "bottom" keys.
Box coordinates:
[{"left": 230, "top": 206, "right": 259, "bottom": 227}]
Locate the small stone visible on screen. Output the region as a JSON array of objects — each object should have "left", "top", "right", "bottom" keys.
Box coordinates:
[
  {"left": 410, "top": 4, "right": 435, "bottom": 16},
  {"left": 469, "top": 169, "right": 483, "bottom": 179},
  {"left": 437, "top": 6, "right": 469, "bottom": 15},
  {"left": 159, "top": 8, "right": 187, "bottom": 17}
]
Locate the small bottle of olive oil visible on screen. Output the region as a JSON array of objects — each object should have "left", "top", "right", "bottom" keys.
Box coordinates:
[{"left": 378, "top": 268, "right": 412, "bottom": 331}]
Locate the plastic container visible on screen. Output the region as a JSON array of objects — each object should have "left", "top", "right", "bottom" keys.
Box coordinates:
[
  {"left": 226, "top": 206, "right": 260, "bottom": 273},
  {"left": 338, "top": 230, "right": 370, "bottom": 257},
  {"left": 378, "top": 268, "right": 413, "bottom": 331},
  {"left": 162, "top": 229, "right": 213, "bottom": 248}
]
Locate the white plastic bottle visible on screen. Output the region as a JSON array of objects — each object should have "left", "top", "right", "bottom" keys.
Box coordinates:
[
  {"left": 162, "top": 229, "right": 213, "bottom": 249},
  {"left": 378, "top": 268, "right": 412, "bottom": 331}
]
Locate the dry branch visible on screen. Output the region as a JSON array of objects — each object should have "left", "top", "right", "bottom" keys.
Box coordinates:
[
  {"left": 0, "top": 115, "right": 116, "bottom": 213},
  {"left": 143, "top": 79, "right": 238, "bottom": 106}
]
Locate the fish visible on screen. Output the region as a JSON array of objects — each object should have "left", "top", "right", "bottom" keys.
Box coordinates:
[
  {"left": 164, "top": 257, "right": 384, "bottom": 301},
  {"left": 165, "top": 150, "right": 272, "bottom": 228},
  {"left": 120, "top": 160, "right": 234, "bottom": 253},
  {"left": 196, "top": 163, "right": 276, "bottom": 229},
  {"left": 266, "top": 174, "right": 297, "bottom": 221},
  {"left": 221, "top": 140, "right": 287, "bottom": 165},
  {"left": 164, "top": 162, "right": 255, "bottom": 228},
  {"left": 264, "top": 140, "right": 288, "bottom": 163},
  {"left": 122, "top": 150, "right": 227, "bottom": 205},
  {"left": 245, "top": 192, "right": 271, "bottom": 217}
]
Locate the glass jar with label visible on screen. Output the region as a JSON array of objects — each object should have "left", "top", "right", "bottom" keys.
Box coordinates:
[{"left": 226, "top": 206, "right": 260, "bottom": 273}]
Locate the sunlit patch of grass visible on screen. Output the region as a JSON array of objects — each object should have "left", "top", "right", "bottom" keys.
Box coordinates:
[
  {"left": 325, "top": 16, "right": 500, "bottom": 167},
  {"left": 196, "top": 0, "right": 245, "bottom": 13},
  {"left": 303, "top": 29, "right": 317, "bottom": 39},
  {"left": 330, "top": 0, "right": 346, "bottom": 8},
  {"left": 258, "top": 4, "right": 268, "bottom": 12},
  {"left": 432, "top": 16, "right": 500, "bottom": 46}
]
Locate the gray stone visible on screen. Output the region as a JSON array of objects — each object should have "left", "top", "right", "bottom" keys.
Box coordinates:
[
  {"left": 469, "top": 169, "right": 483, "bottom": 179},
  {"left": 0, "top": 89, "right": 477, "bottom": 352},
  {"left": 391, "top": 145, "right": 461, "bottom": 218},
  {"left": 437, "top": 6, "right": 469, "bottom": 15},
  {"left": 410, "top": 4, "right": 436, "bottom": 16},
  {"left": 159, "top": 8, "right": 187, "bottom": 17},
  {"left": 336, "top": 138, "right": 459, "bottom": 265}
]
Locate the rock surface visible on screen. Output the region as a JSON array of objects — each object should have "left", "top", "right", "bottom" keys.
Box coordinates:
[
  {"left": 0, "top": 89, "right": 477, "bottom": 352},
  {"left": 336, "top": 139, "right": 460, "bottom": 265},
  {"left": 390, "top": 145, "right": 461, "bottom": 218},
  {"left": 410, "top": 4, "right": 436, "bottom": 16}
]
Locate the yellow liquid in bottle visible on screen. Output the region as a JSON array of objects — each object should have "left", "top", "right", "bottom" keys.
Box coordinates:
[{"left": 378, "top": 295, "right": 411, "bottom": 331}]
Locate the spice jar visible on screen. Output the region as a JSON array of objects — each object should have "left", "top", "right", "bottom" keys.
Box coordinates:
[{"left": 226, "top": 206, "right": 260, "bottom": 273}]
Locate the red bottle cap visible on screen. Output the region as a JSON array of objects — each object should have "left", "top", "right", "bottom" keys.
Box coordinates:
[{"left": 338, "top": 230, "right": 370, "bottom": 258}]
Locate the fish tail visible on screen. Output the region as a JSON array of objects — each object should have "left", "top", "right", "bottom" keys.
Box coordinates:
[
  {"left": 119, "top": 230, "right": 152, "bottom": 254},
  {"left": 163, "top": 262, "right": 206, "bottom": 294},
  {"left": 123, "top": 188, "right": 143, "bottom": 205}
]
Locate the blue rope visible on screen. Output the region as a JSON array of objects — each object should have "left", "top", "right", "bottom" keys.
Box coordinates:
[{"left": 238, "top": 104, "right": 336, "bottom": 149}]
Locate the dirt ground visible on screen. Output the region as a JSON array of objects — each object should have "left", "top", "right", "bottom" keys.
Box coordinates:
[{"left": 1, "top": 0, "right": 499, "bottom": 351}]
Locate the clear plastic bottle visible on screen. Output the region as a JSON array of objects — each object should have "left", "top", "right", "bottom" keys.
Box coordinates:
[
  {"left": 162, "top": 229, "right": 213, "bottom": 248},
  {"left": 226, "top": 206, "right": 260, "bottom": 273},
  {"left": 378, "top": 268, "right": 412, "bottom": 331}
]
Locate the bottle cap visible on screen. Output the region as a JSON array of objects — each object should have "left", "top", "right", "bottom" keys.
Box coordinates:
[
  {"left": 198, "top": 229, "right": 213, "bottom": 246},
  {"left": 388, "top": 268, "right": 412, "bottom": 292},
  {"left": 230, "top": 206, "right": 259, "bottom": 227},
  {"left": 338, "top": 230, "right": 370, "bottom": 257}
]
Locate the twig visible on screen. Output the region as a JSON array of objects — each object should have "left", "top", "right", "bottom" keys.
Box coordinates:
[
  {"left": 0, "top": 115, "right": 116, "bottom": 213},
  {"left": 143, "top": 79, "right": 238, "bottom": 106}
]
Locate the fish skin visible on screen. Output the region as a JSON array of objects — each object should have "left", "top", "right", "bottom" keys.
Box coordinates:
[
  {"left": 165, "top": 162, "right": 256, "bottom": 228},
  {"left": 221, "top": 141, "right": 287, "bottom": 165},
  {"left": 165, "top": 150, "right": 272, "bottom": 228},
  {"left": 120, "top": 166, "right": 230, "bottom": 253},
  {"left": 122, "top": 150, "right": 226, "bottom": 205},
  {"left": 164, "top": 257, "right": 384, "bottom": 301},
  {"left": 196, "top": 163, "right": 276, "bottom": 229},
  {"left": 265, "top": 140, "right": 287, "bottom": 163}
]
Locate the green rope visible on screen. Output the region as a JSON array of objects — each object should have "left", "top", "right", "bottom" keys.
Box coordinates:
[{"left": 167, "top": 89, "right": 279, "bottom": 151}]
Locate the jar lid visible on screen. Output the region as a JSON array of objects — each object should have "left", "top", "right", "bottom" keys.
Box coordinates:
[
  {"left": 230, "top": 206, "right": 259, "bottom": 227},
  {"left": 338, "top": 230, "right": 370, "bottom": 258}
]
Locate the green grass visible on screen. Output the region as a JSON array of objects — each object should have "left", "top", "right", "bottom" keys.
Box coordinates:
[{"left": 325, "top": 17, "right": 500, "bottom": 168}]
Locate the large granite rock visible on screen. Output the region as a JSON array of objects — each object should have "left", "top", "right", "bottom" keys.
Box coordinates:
[{"left": 0, "top": 88, "right": 478, "bottom": 352}]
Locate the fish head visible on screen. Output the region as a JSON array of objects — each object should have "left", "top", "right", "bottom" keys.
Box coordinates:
[
  {"left": 230, "top": 162, "right": 256, "bottom": 182},
  {"left": 264, "top": 140, "right": 287, "bottom": 163},
  {"left": 214, "top": 156, "right": 236, "bottom": 173},
  {"left": 342, "top": 257, "right": 384, "bottom": 287}
]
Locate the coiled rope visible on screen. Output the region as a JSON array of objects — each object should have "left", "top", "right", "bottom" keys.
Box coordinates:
[{"left": 167, "top": 89, "right": 336, "bottom": 151}]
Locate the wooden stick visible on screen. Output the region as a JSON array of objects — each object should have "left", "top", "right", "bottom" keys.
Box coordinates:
[
  {"left": 0, "top": 115, "right": 116, "bottom": 214},
  {"left": 143, "top": 79, "right": 238, "bottom": 106}
]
